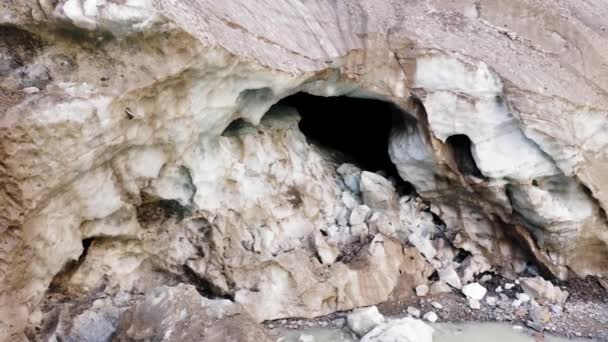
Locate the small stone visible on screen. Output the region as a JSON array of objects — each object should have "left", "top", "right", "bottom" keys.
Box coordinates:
[
  {"left": 526, "top": 320, "right": 544, "bottom": 332},
  {"left": 423, "top": 312, "right": 438, "bottom": 323},
  {"left": 468, "top": 298, "right": 481, "bottom": 310},
  {"left": 407, "top": 306, "right": 421, "bottom": 318},
  {"left": 515, "top": 280, "right": 520, "bottom": 285},
  {"left": 480, "top": 274, "right": 492, "bottom": 283},
  {"left": 512, "top": 325, "right": 524, "bottom": 331},
  {"left": 530, "top": 306, "right": 551, "bottom": 324},
  {"left": 416, "top": 284, "right": 429, "bottom": 297},
  {"left": 462, "top": 282, "right": 487, "bottom": 300},
  {"left": 22, "top": 86, "right": 40, "bottom": 94},
  {"left": 485, "top": 296, "right": 497, "bottom": 306},
  {"left": 505, "top": 283, "right": 515, "bottom": 290},
  {"left": 512, "top": 299, "right": 522, "bottom": 308},
  {"left": 550, "top": 305, "right": 563, "bottom": 316},
  {"left": 495, "top": 286, "right": 503, "bottom": 293},
  {"left": 299, "top": 334, "right": 315, "bottom": 342},
  {"left": 430, "top": 301, "right": 443, "bottom": 310},
  {"left": 516, "top": 293, "right": 531, "bottom": 303},
  {"left": 430, "top": 281, "right": 452, "bottom": 295},
  {"left": 347, "top": 306, "right": 385, "bottom": 336}
]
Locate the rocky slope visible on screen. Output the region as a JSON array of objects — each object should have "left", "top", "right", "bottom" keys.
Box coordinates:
[{"left": 1, "top": 0, "right": 608, "bottom": 341}]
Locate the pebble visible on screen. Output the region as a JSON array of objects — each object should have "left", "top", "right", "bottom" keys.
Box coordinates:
[
  {"left": 468, "top": 298, "right": 481, "bottom": 310},
  {"left": 550, "top": 305, "right": 562, "bottom": 315},
  {"left": 505, "top": 283, "right": 515, "bottom": 290},
  {"left": 423, "top": 312, "right": 439, "bottom": 323},
  {"left": 462, "top": 282, "right": 487, "bottom": 300},
  {"left": 516, "top": 293, "right": 531, "bottom": 303},
  {"left": 416, "top": 284, "right": 429, "bottom": 297},
  {"left": 431, "top": 301, "right": 443, "bottom": 310},
  {"left": 407, "top": 306, "right": 421, "bottom": 318},
  {"left": 495, "top": 286, "right": 503, "bottom": 293},
  {"left": 480, "top": 274, "right": 493, "bottom": 283},
  {"left": 512, "top": 299, "right": 522, "bottom": 308},
  {"left": 485, "top": 296, "right": 497, "bottom": 306},
  {"left": 526, "top": 320, "right": 544, "bottom": 332},
  {"left": 22, "top": 86, "right": 40, "bottom": 94},
  {"left": 513, "top": 325, "right": 524, "bottom": 331}
]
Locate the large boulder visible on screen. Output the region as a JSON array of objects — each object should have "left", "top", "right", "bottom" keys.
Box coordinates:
[{"left": 114, "top": 284, "right": 271, "bottom": 342}]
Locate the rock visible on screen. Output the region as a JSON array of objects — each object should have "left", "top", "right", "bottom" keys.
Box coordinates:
[
  {"left": 459, "top": 255, "right": 491, "bottom": 284},
  {"left": 550, "top": 305, "right": 563, "bottom": 316},
  {"left": 360, "top": 317, "right": 434, "bottom": 342},
  {"left": 415, "top": 284, "right": 429, "bottom": 297},
  {"left": 342, "top": 191, "right": 359, "bottom": 209},
  {"left": 350, "top": 205, "right": 372, "bottom": 225},
  {"left": 430, "top": 301, "right": 443, "bottom": 310},
  {"left": 114, "top": 284, "right": 271, "bottom": 342},
  {"left": 350, "top": 223, "right": 369, "bottom": 238},
  {"left": 505, "top": 283, "right": 516, "bottom": 290},
  {"left": 22, "top": 86, "right": 40, "bottom": 94},
  {"left": 495, "top": 286, "right": 503, "bottom": 293},
  {"left": 512, "top": 299, "right": 522, "bottom": 308},
  {"left": 337, "top": 163, "right": 362, "bottom": 194},
  {"left": 526, "top": 320, "right": 544, "bottom": 332},
  {"left": 430, "top": 281, "right": 452, "bottom": 295},
  {"left": 406, "top": 307, "right": 421, "bottom": 318},
  {"left": 462, "top": 282, "right": 487, "bottom": 300},
  {"left": 468, "top": 298, "right": 481, "bottom": 310},
  {"left": 480, "top": 274, "right": 492, "bottom": 283},
  {"left": 519, "top": 277, "right": 569, "bottom": 304},
  {"left": 530, "top": 305, "right": 552, "bottom": 324},
  {"left": 485, "top": 296, "right": 497, "bottom": 306},
  {"left": 347, "top": 306, "right": 385, "bottom": 336},
  {"left": 438, "top": 267, "right": 463, "bottom": 289},
  {"left": 359, "top": 171, "right": 398, "bottom": 211},
  {"left": 516, "top": 293, "right": 531, "bottom": 303},
  {"left": 423, "top": 312, "right": 439, "bottom": 323},
  {"left": 298, "top": 334, "right": 315, "bottom": 342}
]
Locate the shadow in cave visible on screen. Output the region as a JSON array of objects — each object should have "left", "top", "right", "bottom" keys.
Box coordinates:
[{"left": 276, "top": 92, "right": 413, "bottom": 194}]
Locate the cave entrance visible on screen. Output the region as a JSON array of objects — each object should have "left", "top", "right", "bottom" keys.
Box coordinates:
[{"left": 276, "top": 92, "right": 411, "bottom": 192}]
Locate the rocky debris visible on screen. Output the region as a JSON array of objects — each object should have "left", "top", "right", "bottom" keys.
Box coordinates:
[
  {"left": 347, "top": 306, "right": 385, "bottom": 336},
  {"left": 520, "top": 277, "right": 569, "bottom": 305},
  {"left": 415, "top": 284, "right": 429, "bottom": 297},
  {"left": 114, "top": 284, "right": 271, "bottom": 342},
  {"left": 360, "top": 317, "right": 434, "bottom": 342},
  {"left": 462, "top": 283, "right": 487, "bottom": 300}
]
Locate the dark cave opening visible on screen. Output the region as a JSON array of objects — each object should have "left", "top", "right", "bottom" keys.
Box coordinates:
[
  {"left": 445, "top": 134, "right": 485, "bottom": 180},
  {"left": 276, "top": 92, "right": 412, "bottom": 193}
]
